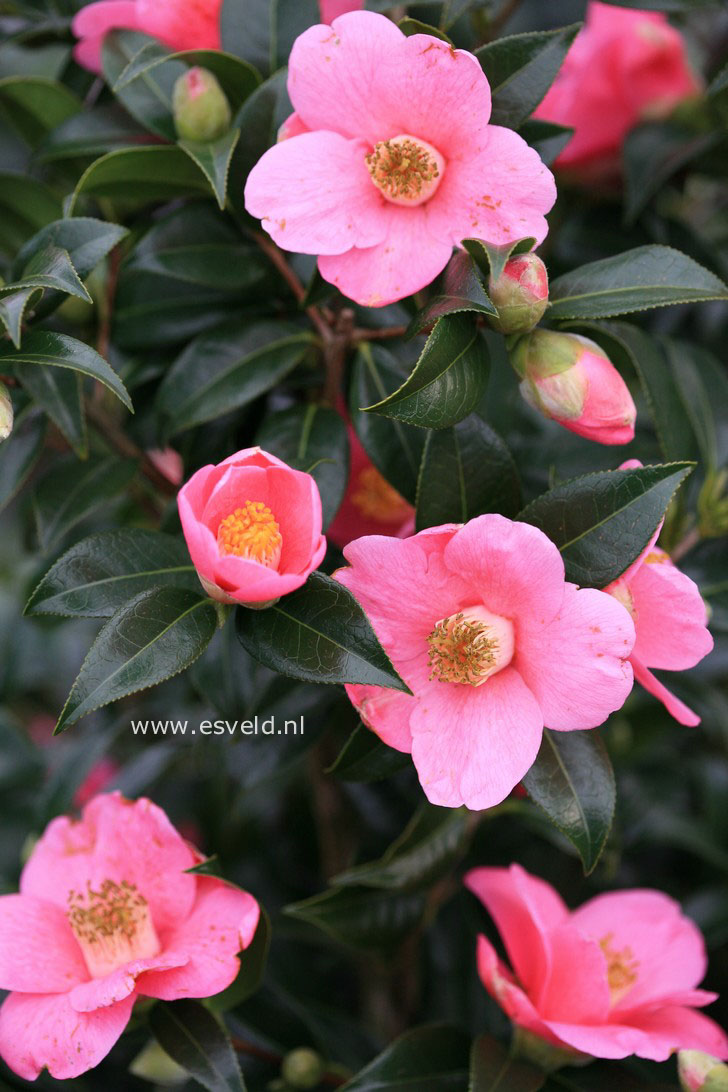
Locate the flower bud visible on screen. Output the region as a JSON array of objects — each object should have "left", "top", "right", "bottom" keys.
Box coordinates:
[
  {"left": 487, "top": 252, "right": 549, "bottom": 334},
  {"left": 0, "top": 382, "right": 13, "bottom": 443},
  {"left": 510, "top": 329, "right": 636, "bottom": 445},
  {"left": 173, "top": 67, "right": 231, "bottom": 143},
  {"left": 679, "top": 1050, "right": 728, "bottom": 1092},
  {"left": 281, "top": 1047, "right": 326, "bottom": 1090}
]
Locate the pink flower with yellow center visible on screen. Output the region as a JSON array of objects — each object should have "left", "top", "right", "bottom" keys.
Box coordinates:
[
  {"left": 178, "top": 447, "right": 326, "bottom": 608},
  {"left": 534, "top": 1, "right": 701, "bottom": 181},
  {"left": 465, "top": 864, "right": 728, "bottom": 1062},
  {"left": 244, "top": 11, "right": 556, "bottom": 307},
  {"left": 0, "top": 792, "right": 259, "bottom": 1081},
  {"left": 605, "top": 462, "right": 712, "bottom": 726},
  {"left": 328, "top": 424, "right": 414, "bottom": 549},
  {"left": 335, "top": 514, "right": 635, "bottom": 809}
]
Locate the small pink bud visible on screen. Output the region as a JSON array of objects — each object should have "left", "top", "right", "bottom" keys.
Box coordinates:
[
  {"left": 510, "top": 329, "right": 636, "bottom": 445},
  {"left": 173, "top": 66, "right": 231, "bottom": 143},
  {"left": 0, "top": 382, "right": 12, "bottom": 442},
  {"left": 679, "top": 1050, "right": 728, "bottom": 1092},
  {"left": 487, "top": 252, "right": 549, "bottom": 334}
]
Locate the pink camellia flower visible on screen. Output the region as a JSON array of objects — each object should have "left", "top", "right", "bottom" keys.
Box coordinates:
[
  {"left": 147, "top": 447, "right": 184, "bottom": 487},
  {"left": 335, "top": 514, "right": 635, "bottom": 809},
  {"left": 244, "top": 11, "right": 556, "bottom": 308},
  {"left": 320, "top": 0, "right": 363, "bottom": 21},
  {"left": 606, "top": 462, "right": 713, "bottom": 726},
  {"left": 534, "top": 1, "right": 701, "bottom": 180},
  {"left": 0, "top": 792, "right": 259, "bottom": 1081},
  {"left": 178, "top": 446, "right": 326, "bottom": 608},
  {"left": 511, "top": 329, "right": 636, "bottom": 445},
  {"left": 72, "top": 0, "right": 222, "bottom": 74},
  {"left": 74, "top": 757, "right": 120, "bottom": 808},
  {"left": 465, "top": 864, "right": 728, "bottom": 1062},
  {"left": 328, "top": 425, "right": 414, "bottom": 549}
]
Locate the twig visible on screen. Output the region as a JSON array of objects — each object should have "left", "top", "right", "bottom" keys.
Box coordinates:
[
  {"left": 351, "top": 325, "right": 408, "bottom": 342},
  {"left": 253, "top": 232, "right": 333, "bottom": 344},
  {"left": 85, "top": 401, "right": 178, "bottom": 498},
  {"left": 671, "top": 525, "right": 701, "bottom": 563},
  {"left": 323, "top": 307, "right": 355, "bottom": 407}
]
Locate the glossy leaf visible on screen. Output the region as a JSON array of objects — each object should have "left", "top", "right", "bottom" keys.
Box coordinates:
[
  {"left": 17, "top": 363, "right": 86, "bottom": 456},
  {"left": 416, "top": 414, "right": 521, "bottom": 530},
  {"left": 548, "top": 245, "right": 728, "bottom": 319},
  {"left": 12, "top": 217, "right": 128, "bottom": 284},
  {"left": 523, "top": 729, "right": 616, "bottom": 874},
  {"left": 0, "top": 172, "right": 63, "bottom": 253},
  {"left": 149, "top": 1000, "right": 246, "bottom": 1092},
  {"left": 285, "top": 885, "right": 426, "bottom": 955},
  {"left": 0, "top": 244, "right": 90, "bottom": 305},
  {"left": 327, "top": 722, "right": 413, "bottom": 783},
  {"left": 519, "top": 462, "right": 694, "bottom": 587},
  {"left": 256, "top": 404, "right": 349, "bottom": 529},
  {"left": 519, "top": 118, "right": 574, "bottom": 166},
  {"left": 341, "top": 1025, "right": 470, "bottom": 1090},
  {"left": 469, "top": 1033, "right": 545, "bottom": 1092},
  {"left": 158, "top": 320, "right": 312, "bottom": 434},
  {"left": 0, "top": 76, "right": 82, "bottom": 146},
  {"left": 210, "top": 908, "right": 271, "bottom": 1012},
  {"left": 113, "top": 41, "right": 259, "bottom": 113},
  {"left": 26, "top": 530, "right": 198, "bottom": 618},
  {"left": 623, "top": 123, "right": 719, "bottom": 223},
  {"left": 334, "top": 804, "right": 472, "bottom": 892},
  {"left": 475, "top": 24, "right": 582, "bottom": 129},
  {"left": 0, "top": 331, "right": 132, "bottom": 411},
  {"left": 69, "top": 146, "right": 211, "bottom": 212},
  {"left": 220, "top": 0, "right": 319, "bottom": 73},
  {"left": 407, "top": 250, "right": 496, "bottom": 337},
  {"left": 33, "top": 457, "right": 138, "bottom": 550},
  {"left": 0, "top": 287, "right": 40, "bottom": 348},
  {"left": 463, "top": 236, "right": 537, "bottom": 285},
  {"left": 236, "top": 572, "right": 409, "bottom": 691},
  {"left": 103, "top": 30, "right": 180, "bottom": 141},
  {"left": 364, "top": 315, "right": 489, "bottom": 430},
  {"left": 350, "top": 344, "right": 427, "bottom": 504},
  {"left": 0, "top": 410, "right": 46, "bottom": 514},
  {"left": 55, "top": 587, "right": 218, "bottom": 733},
  {"left": 178, "top": 128, "right": 241, "bottom": 210}
]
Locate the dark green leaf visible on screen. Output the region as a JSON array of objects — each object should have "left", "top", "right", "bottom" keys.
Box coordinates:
[
  {"left": 660, "top": 338, "right": 728, "bottom": 472},
  {"left": 0, "top": 172, "right": 62, "bottom": 253},
  {"left": 210, "top": 908, "right": 271, "bottom": 1012},
  {"left": 69, "top": 146, "right": 211, "bottom": 212},
  {"left": 327, "top": 722, "right": 413, "bottom": 782},
  {"left": 285, "top": 885, "right": 426, "bottom": 955},
  {"left": 33, "top": 456, "right": 138, "bottom": 550},
  {"left": 220, "top": 0, "right": 318, "bottom": 73},
  {"left": 0, "top": 287, "right": 40, "bottom": 348},
  {"left": 158, "top": 320, "right": 312, "bottom": 434},
  {"left": 0, "top": 331, "right": 132, "bottom": 411},
  {"left": 0, "top": 76, "right": 81, "bottom": 146},
  {"left": 623, "top": 123, "right": 719, "bottom": 223},
  {"left": 341, "top": 1025, "right": 470, "bottom": 1090},
  {"left": 463, "top": 236, "right": 537, "bottom": 285},
  {"left": 150, "top": 1000, "right": 245, "bottom": 1092},
  {"left": 519, "top": 119, "right": 573, "bottom": 167},
  {"left": 12, "top": 217, "right": 128, "bottom": 284},
  {"left": 18, "top": 363, "right": 86, "bottom": 456},
  {"left": 55, "top": 587, "right": 217, "bottom": 732},
  {"left": 26, "top": 530, "right": 199, "bottom": 618},
  {"left": 398, "top": 18, "right": 453, "bottom": 43},
  {"left": 103, "top": 30, "right": 180, "bottom": 140},
  {"left": 236, "top": 572, "right": 409, "bottom": 691},
  {"left": 523, "top": 729, "right": 615, "bottom": 874},
  {"left": 350, "top": 344, "right": 427, "bottom": 504},
  {"left": 37, "top": 105, "right": 147, "bottom": 162},
  {"left": 0, "top": 244, "right": 91, "bottom": 304},
  {"left": 226, "top": 69, "right": 291, "bottom": 218},
  {"left": 548, "top": 245, "right": 728, "bottom": 319},
  {"left": 475, "top": 25, "right": 582, "bottom": 129},
  {"left": 407, "top": 250, "right": 496, "bottom": 337},
  {"left": 113, "top": 42, "right": 259, "bottom": 113},
  {"left": 0, "top": 409, "right": 46, "bottom": 513},
  {"left": 256, "top": 404, "right": 349, "bottom": 529},
  {"left": 519, "top": 463, "right": 694, "bottom": 587},
  {"left": 469, "top": 1033, "right": 545, "bottom": 1092},
  {"left": 416, "top": 414, "right": 521, "bottom": 530},
  {"left": 334, "top": 804, "right": 471, "bottom": 892},
  {"left": 364, "top": 315, "right": 489, "bottom": 430},
  {"left": 178, "top": 128, "right": 241, "bottom": 209}
]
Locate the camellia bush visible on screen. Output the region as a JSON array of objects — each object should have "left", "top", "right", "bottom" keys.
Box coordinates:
[{"left": 1, "top": 0, "right": 728, "bottom": 1089}]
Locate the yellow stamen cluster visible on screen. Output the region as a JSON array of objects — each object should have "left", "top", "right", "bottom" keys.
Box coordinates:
[
  {"left": 351, "top": 466, "right": 411, "bottom": 523},
  {"left": 366, "top": 138, "right": 440, "bottom": 202},
  {"left": 67, "top": 879, "right": 149, "bottom": 946},
  {"left": 427, "top": 612, "right": 498, "bottom": 686},
  {"left": 217, "top": 500, "right": 282, "bottom": 567},
  {"left": 600, "top": 932, "right": 639, "bottom": 1004}
]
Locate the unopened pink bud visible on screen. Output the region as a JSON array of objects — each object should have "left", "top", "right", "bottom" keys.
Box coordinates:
[
  {"left": 487, "top": 252, "right": 549, "bottom": 334},
  {"left": 679, "top": 1051, "right": 728, "bottom": 1092},
  {"left": 173, "top": 66, "right": 231, "bottom": 143},
  {"left": 510, "top": 329, "right": 636, "bottom": 445}
]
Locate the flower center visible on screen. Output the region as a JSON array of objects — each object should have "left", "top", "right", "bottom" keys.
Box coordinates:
[
  {"left": 351, "top": 466, "right": 411, "bottom": 524},
  {"left": 217, "top": 501, "right": 282, "bottom": 567},
  {"left": 609, "top": 580, "right": 636, "bottom": 619},
  {"left": 599, "top": 933, "right": 639, "bottom": 1005},
  {"left": 67, "top": 879, "right": 160, "bottom": 978},
  {"left": 427, "top": 605, "right": 514, "bottom": 686},
  {"left": 366, "top": 134, "right": 445, "bottom": 207}
]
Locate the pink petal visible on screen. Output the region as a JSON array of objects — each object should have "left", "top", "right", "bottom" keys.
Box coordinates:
[
  {"left": 319, "top": 0, "right": 365, "bottom": 23},
  {"left": 536, "top": 921, "right": 611, "bottom": 1023},
  {"left": 69, "top": 952, "right": 188, "bottom": 1012},
  {"left": 0, "top": 895, "right": 87, "bottom": 993},
  {"left": 517, "top": 585, "right": 635, "bottom": 730},
  {"left": 632, "top": 656, "right": 700, "bottom": 726},
  {"left": 465, "top": 864, "right": 568, "bottom": 995},
  {"left": 545, "top": 1005, "right": 728, "bottom": 1063},
  {"left": 0, "top": 990, "right": 134, "bottom": 1081},
  {"left": 474, "top": 933, "right": 562, "bottom": 1046},
  {"left": 266, "top": 466, "right": 324, "bottom": 572},
  {"left": 20, "top": 793, "right": 197, "bottom": 934},
  {"left": 136, "top": 0, "right": 221, "bottom": 52},
  {"left": 244, "top": 131, "right": 387, "bottom": 256},
  {"left": 409, "top": 667, "right": 544, "bottom": 809},
  {"left": 442, "top": 515, "right": 567, "bottom": 627},
  {"left": 211, "top": 541, "right": 326, "bottom": 604},
  {"left": 137, "top": 878, "right": 259, "bottom": 1001},
  {"left": 289, "top": 14, "right": 490, "bottom": 154},
  {"left": 427, "top": 126, "right": 556, "bottom": 248},
  {"left": 201, "top": 465, "right": 271, "bottom": 529},
  {"left": 345, "top": 684, "right": 415, "bottom": 752},
  {"left": 629, "top": 554, "right": 712, "bottom": 670},
  {"left": 72, "top": 0, "right": 139, "bottom": 37},
  {"left": 73, "top": 35, "right": 105, "bottom": 74}
]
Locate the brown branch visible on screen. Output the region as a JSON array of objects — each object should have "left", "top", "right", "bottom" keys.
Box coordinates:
[
  {"left": 322, "top": 307, "right": 355, "bottom": 407},
  {"left": 253, "top": 232, "right": 333, "bottom": 344},
  {"left": 85, "top": 401, "right": 178, "bottom": 498},
  {"left": 351, "top": 325, "right": 408, "bottom": 342}
]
